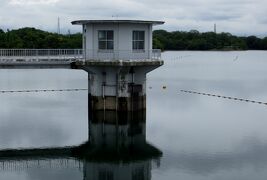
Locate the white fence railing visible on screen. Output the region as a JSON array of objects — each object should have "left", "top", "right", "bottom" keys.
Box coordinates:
[
  {"left": 0, "top": 49, "right": 162, "bottom": 61},
  {"left": 84, "top": 49, "right": 161, "bottom": 61},
  {"left": 0, "top": 49, "right": 83, "bottom": 61}
]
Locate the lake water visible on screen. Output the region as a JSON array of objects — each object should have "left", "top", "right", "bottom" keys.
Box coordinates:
[{"left": 1, "top": 51, "right": 267, "bottom": 179}]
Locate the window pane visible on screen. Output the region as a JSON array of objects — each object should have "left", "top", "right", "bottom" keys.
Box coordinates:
[
  {"left": 98, "top": 30, "right": 114, "bottom": 50},
  {"left": 99, "top": 41, "right": 106, "bottom": 50},
  {"left": 107, "top": 31, "right": 114, "bottom": 40},
  {"left": 133, "top": 41, "right": 137, "bottom": 49},
  {"left": 133, "top": 31, "right": 138, "bottom": 41},
  {"left": 133, "top": 41, "right": 144, "bottom": 50},
  {"left": 139, "top": 31, "right": 144, "bottom": 40},
  {"left": 107, "top": 41, "right": 114, "bottom": 50},
  {"left": 138, "top": 41, "right": 144, "bottom": 49},
  {"left": 133, "top": 31, "right": 145, "bottom": 40},
  {"left": 139, "top": 41, "right": 145, "bottom": 49},
  {"left": 133, "top": 31, "right": 145, "bottom": 50},
  {"left": 98, "top": 31, "right": 106, "bottom": 40}
]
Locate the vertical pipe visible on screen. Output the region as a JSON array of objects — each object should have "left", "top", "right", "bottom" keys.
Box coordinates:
[
  {"left": 102, "top": 71, "right": 106, "bottom": 137},
  {"left": 88, "top": 73, "right": 92, "bottom": 141},
  {"left": 115, "top": 70, "right": 120, "bottom": 151},
  {"left": 130, "top": 67, "right": 135, "bottom": 145}
]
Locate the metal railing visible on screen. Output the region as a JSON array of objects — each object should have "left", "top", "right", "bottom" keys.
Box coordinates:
[
  {"left": 0, "top": 49, "right": 162, "bottom": 61},
  {"left": 0, "top": 49, "right": 83, "bottom": 61},
  {"left": 84, "top": 49, "right": 161, "bottom": 61}
]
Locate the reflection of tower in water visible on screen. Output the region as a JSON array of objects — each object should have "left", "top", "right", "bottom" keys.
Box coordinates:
[
  {"left": 84, "top": 160, "right": 152, "bottom": 180},
  {"left": 76, "top": 98, "right": 161, "bottom": 180},
  {"left": 90, "top": 110, "right": 146, "bottom": 149},
  {"left": 80, "top": 108, "right": 160, "bottom": 180},
  {"left": 0, "top": 104, "right": 161, "bottom": 180}
]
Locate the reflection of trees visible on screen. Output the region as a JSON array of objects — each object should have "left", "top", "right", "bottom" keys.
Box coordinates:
[{"left": 0, "top": 140, "right": 161, "bottom": 180}]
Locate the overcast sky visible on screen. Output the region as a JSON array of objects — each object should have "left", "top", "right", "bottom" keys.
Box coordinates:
[{"left": 0, "top": 0, "right": 266, "bottom": 36}]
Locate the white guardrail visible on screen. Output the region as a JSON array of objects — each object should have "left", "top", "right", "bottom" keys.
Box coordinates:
[
  {"left": 0, "top": 49, "right": 161, "bottom": 61},
  {"left": 0, "top": 49, "right": 83, "bottom": 61}
]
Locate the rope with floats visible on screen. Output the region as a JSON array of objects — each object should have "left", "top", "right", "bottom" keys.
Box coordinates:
[{"left": 180, "top": 90, "right": 267, "bottom": 106}]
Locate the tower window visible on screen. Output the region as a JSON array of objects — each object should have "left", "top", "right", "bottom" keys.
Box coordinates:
[
  {"left": 98, "top": 30, "right": 114, "bottom": 50},
  {"left": 132, "top": 31, "right": 145, "bottom": 50}
]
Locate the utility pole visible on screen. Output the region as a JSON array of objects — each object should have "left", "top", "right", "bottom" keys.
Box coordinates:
[
  {"left": 214, "top": 23, "right": 217, "bottom": 34},
  {"left": 57, "top": 17, "right": 61, "bottom": 34}
]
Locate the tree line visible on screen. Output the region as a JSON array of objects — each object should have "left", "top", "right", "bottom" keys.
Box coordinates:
[
  {"left": 0, "top": 27, "right": 267, "bottom": 50},
  {"left": 0, "top": 27, "right": 82, "bottom": 49},
  {"left": 153, "top": 30, "right": 267, "bottom": 50}
]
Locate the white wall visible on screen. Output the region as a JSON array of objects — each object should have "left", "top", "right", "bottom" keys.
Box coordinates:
[{"left": 83, "top": 23, "right": 153, "bottom": 60}]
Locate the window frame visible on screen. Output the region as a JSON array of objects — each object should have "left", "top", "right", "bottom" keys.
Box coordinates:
[
  {"left": 98, "top": 30, "right": 114, "bottom": 51},
  {"left": 132, "top": 30, "right": 145, "bottom": 52}
]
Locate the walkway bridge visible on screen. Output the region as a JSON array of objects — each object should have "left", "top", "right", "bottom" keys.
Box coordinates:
[{"left": 0, "top": 49, "right": 162, "bottom": 69}]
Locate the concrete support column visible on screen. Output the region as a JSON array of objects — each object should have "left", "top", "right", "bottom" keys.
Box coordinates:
[
  {"left": 74, "top": 61, "right": 162, "bottom": 148},
  {"left": 86, "top": 66, "right": 149, "bottom": 113}
]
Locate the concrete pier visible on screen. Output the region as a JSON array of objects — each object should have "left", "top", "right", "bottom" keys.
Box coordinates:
[
  {"left": 76, "top": 60, "right": 162, "bottom": 111},
  {"left": 73, "top": 60, "right": 163, "bottom": 145}
]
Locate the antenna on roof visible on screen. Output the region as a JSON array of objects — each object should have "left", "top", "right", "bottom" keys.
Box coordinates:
[{"left": 112, "top": 15, "right": 119, "bottom": 20}]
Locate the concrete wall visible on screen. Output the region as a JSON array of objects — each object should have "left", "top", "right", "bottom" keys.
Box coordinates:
[{"left": 83, "top": 23, "right": 153, "bottom": 60}]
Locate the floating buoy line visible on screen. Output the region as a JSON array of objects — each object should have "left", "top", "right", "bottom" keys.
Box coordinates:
[
  {"left": 180, "top": 90, "right": 267, "bottom": 106},
  {"left": 0, "top": 88, "right": 88, "bottom": 94}
]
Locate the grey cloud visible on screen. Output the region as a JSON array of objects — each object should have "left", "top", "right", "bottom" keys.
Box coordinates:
[
  {"left": 197, "top": 13, "right": 241, "bottom": 21},
  {"left": 0, "top": 0, "right": 267, "bottom": 35}
]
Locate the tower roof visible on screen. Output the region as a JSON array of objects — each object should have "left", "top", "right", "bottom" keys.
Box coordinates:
[{"left": 71, "top": 20, "right": 164, "bottom": 26}]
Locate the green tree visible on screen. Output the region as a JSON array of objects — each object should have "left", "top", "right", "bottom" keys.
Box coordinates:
[
  {"left": 5, "top": 32, "right": 23, "bottom": 48},
  {"left": 246, "top": 36, "right": 261, "bottom": 49},
  {"left": 153, "top": 37, "right": 164, "bottom": 50},
  {"left": 261, "top": 37, "right": 267, "bottom": 50}
]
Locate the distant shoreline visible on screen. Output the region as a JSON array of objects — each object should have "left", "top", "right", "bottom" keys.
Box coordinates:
[
  {"left": 153, "top": 30, "right": 267, "bottom": 51},
  {"left": 0, "top": 27, "right": 266, "bottom": 51}
]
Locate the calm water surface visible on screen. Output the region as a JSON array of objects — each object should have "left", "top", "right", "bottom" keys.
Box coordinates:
[{"left": 1, "top": 51, "right": 267, "bottom": 179}]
